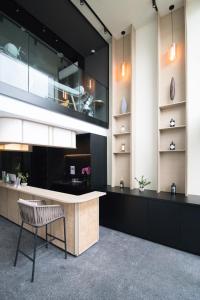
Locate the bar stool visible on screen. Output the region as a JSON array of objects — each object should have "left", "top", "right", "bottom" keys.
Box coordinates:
[{"left": 14, "top": 199, "right": 67, "bottom": 282}]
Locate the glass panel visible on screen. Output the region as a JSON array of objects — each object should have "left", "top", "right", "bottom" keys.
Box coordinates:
[
  {"left": 93, "top": 81, "right": 108, "bottom": 123},
  {"left": 28, "top": 35, "right": 81, "bottom": 111},
  {"left": 0, "top": 14, "right": 108, "bottom": 125},
  {"left": 79, "top": 72, "right": 108, "bottom": 122},
  {"left": 0, "top": 13, "right": 28, "bottom": 91},
  {"left": 54, "top": 58, "right": 81, "bottom": 111}
]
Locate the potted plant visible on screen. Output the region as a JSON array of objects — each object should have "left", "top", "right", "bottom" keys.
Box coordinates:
[
  {"left": 135, "top": 176, "right": 151, "bottom": 192},
  {"left": 18, "top": 172, "right": 29, "bottom": 187}
]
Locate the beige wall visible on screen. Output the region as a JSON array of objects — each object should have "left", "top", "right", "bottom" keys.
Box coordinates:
[
  {"left": 186, "top": 0, "right": 200, "bottom": 195},
  {"left": 134, "top": 17, "right": 158, "bottom": 190}
]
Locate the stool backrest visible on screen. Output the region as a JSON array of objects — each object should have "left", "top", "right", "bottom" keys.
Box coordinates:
[{"left": 17, "top": 199, "right": 46, "bottom": 226}]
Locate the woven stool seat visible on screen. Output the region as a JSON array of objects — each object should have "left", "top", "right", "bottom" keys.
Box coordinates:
[
  {"left": 14, "top": 199, "right": 67, "bottom": 282},
  {"left": 18, "top": 199, "right": 65, "bottom": 227}
]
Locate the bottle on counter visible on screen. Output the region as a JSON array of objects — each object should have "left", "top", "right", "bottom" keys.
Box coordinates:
[
  {"left": 171, "top": 183, "right": 176, "bottom": 195},
  {"left": 2, "top": 171, "right": 6, "bottom": 182},
  {"left": 6, "top": 173, "right": 10, "bottom": 183}
]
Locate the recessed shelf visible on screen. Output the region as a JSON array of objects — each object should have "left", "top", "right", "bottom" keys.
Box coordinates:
[
  {"left": 159, "top": 101, "right": 186, "bottom": 111},
  {"left": 159, "top": 125, "right": 186, "bottom": 131},
  {"left": 159, "top": 150, "right": 185, "bottom": 153},
  {"left": 113, "top": 152, "right": 130, "bottom": 155},
  {"left": 113, "top": 112, "right": 131, "bottom": 118},
  {"left": 113, "top": 132, "right": 131, "bottom": 136}
]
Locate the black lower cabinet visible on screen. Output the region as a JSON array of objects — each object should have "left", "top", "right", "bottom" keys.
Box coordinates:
[
  {"left": 148, "top": 200, "right": 181, "bottom": 248},
  {"left": 180, "top": 206, "right": 200, "bottom": 255},
  {"left": 100, "top": 190, "right": 200, "bottom": 256},
  {"left": 100, "top": 193, "right": 147, "bottom": 239},
  {"left": 100, "top": 193, "right": 123, "bottom": 231}
]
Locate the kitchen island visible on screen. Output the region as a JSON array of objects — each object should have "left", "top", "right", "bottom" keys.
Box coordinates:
[{"left": 0, "top": 181, "right": 105, "bottom": 256}]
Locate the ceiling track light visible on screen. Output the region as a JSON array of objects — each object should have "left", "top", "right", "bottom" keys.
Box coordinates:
[
  {"left": 152, "top": 0, "right": 158, "bottom": 12},
  {"left": 72, "top": 0, "right": 112, "bottom": 37}
]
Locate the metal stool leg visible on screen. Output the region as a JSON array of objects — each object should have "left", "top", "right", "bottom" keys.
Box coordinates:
[
  {"left": 45, "top": 224, "right": 48, "bottom": 248},
  {"left": 63, "top": 217, "right": 67, "bottom": 259},
  {"left": 14, "top": 221, "right": 24, "bottom": 267},
  {"left": 31, "top": 227, "right": 38, "bottom": 282}
]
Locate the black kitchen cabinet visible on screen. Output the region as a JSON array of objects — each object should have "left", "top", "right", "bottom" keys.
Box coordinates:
[
  {"left": 100, "top": 193, "right": 123, "bottom": 231},
  {"left": 180, "top": 206, "right": 200, "bottom": 255},
  {"left": 99, "top": 187, "right": 200, "bottom": 256},
  {"left": 100, "top": 192, "right": 148, "bottom": 239},
  {"left": 148, "top": 200, "right": 181, "bottom": 248},
  {"left": 64, "top": 133, "right": 107, "bottom": 188}
]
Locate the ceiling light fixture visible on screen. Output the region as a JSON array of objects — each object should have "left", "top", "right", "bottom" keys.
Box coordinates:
[
  {"left": 121, "top": 31, "right": 126, "bottom": 78},
  {"left": 80, "top": 0, "right": 85, "bottom": 5},
  {"left": 169, "top": 5, "right": 176, "bottom": 62}
]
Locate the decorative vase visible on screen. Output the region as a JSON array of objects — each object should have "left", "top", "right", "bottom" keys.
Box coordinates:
[
  {"left": 121, "top": 96, "right": 127, "bottom": 114},
  {"left": 139, "top": 187, "right": 144, "bottom": 192},
  {"left": 170, "top": 77, "right": 175, "bottom": 100},
  {"left": 21, "top": 182, "right": 28, "bottom": 187}
]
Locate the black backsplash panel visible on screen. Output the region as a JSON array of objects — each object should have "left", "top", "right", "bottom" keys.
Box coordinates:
[
  {"left": 0, "top": 151, "right": 31, "bottom": 177},
  {"left": 0, "top": 133, "right": 107, "bottom": 193}
]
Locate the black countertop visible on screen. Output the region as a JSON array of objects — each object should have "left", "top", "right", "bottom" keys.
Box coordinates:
[{"left": 94, "top": 185, "right": 200, "bottom": 207}]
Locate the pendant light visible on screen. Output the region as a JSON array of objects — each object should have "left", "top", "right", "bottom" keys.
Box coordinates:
[
  {"left": 169, "top": 5, "right": 176, "bottom": 62},
  {"left": 121, "top": 31, "right": 126, "bottom": 77}
]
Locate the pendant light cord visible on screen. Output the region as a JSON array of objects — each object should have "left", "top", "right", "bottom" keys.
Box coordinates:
[
  {"left": 171, "top": 10, "right": 174, "bottom": 43},
  {"left": 123, "top": 34, "right": 124, "bottom": 62}
]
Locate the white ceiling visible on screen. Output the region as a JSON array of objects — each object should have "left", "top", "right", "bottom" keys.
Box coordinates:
[{"left": 86, "top": 0, "right": 184, "bottom": 38}]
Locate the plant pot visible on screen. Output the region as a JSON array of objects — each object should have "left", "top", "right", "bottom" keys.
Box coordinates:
[
  {"left": 21, "top": 182, "right": 28, "bottom": 187},
  {"left": 139, "top": 187, "right": 144, "bottom": 192}
]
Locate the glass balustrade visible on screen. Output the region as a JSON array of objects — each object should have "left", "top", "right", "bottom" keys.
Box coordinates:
[{"left": 0, "top": 13, "right": 108, "bottom": 125}]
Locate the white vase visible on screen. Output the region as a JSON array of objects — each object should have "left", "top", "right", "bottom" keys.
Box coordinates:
[
  {"left": 139, "top": 187, "right": 144, "bottom": 192},
  {"left": 21, "top": 182, "right": 28, "bottom": 187},
  {"left": 121, "top": 96, "right": 127, "bottom": 114}
]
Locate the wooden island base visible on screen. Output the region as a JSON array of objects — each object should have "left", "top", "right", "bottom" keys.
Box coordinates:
[{"left": 0, "top": 182, "right": 105, "bottom": 256}]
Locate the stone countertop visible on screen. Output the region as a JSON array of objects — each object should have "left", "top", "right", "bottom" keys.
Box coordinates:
[{"left": 0, "top": 181, "right": 106, "bottom": 204}]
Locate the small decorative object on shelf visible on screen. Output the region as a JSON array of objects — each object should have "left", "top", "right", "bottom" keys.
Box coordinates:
[
  {"left": 121, "top": 96, "right": 127, "bottom": 114},
  {"left": 135, "top": 176, "right": 151, "bottom": 192},
  {"left": 121, "top": 143, "right": 126, "bottom": 152},
  {"left": 18, "top": 172, "right": 29, "bottom": 186},
  {"left": 171, "top": 182, "right": 176, "bottom": 195},
  {"left": 120, "top": 125, "right": 126, "bottom": 133},
  {"left": 120, "top": 178, "right": 124, "bottom": 189},
  {"left": 170, "top": 77, "right": 175, "bottom": 100},
  {"left": 169, "top": 141, "right": 176, "bottom": 151},
  {"left": 170, "top": 118, "right": 175, "bottom": 127}
]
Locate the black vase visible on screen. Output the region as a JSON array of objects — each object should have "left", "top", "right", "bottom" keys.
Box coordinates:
[{"left": 170, "top": 77, "right": 175, "bottom": 100}]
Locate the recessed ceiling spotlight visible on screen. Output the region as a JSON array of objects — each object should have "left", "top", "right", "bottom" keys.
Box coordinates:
[
  {"left": 21, "top": 27, "right": 26, "bottom": 32},
  {"left": 42, "top": 27, "right": 46, "bottom": 33},
  {"left": 80, "top": 0, "right": 85, "bottom": 5},
  {"left": 55, "top": 39, "right": 58, "bottom": 43},
  {"left": 91, "top": 49, "right": 96, "bottom": 54},
  {"left": 16, "top": 8, "right": 20, "bottom": 13}
]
